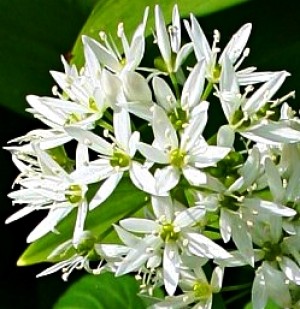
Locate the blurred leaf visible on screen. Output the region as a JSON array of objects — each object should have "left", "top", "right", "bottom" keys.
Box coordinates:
[
  {"left": 0, "top": 0, "right": 97, "bottom": 115},
  {"left": 53, "top": 273, "right": 145, "bottom": 309},
  {"left": 17, "top": 178, "right": 147, "bottom": 266},
  {"left": 71, "top": 0, "right": 249, "bottom": 67},
  {"left": 212, "top": 293, "right": 226, "bottom": 309},
  {"left": 244, "top": 299, "right": 281, "bottom": 309}
]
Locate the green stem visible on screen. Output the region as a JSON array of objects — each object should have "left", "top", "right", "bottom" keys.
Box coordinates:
[
  {"left": 221, "top": 282, "right": 252, "bottom": 292},
  {"left": 224, "top": 289, "right": 250, "bottom": 305},
  {"left": 170, "top": 72, "right": 180, "bottom": 99},
  {"left": 104, "top": 109, "right": 113, "bottom": 122},
  {"left": 201, "top": 81, "right": 214, "bottom": 101},
  {"left": 96, "top": 119, "right": 113, "bottom": 132}
]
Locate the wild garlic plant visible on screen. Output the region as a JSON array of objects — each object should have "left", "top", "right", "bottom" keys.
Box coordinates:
[{"left": 5, "top": 5, "right": 300, "bottom": 309}]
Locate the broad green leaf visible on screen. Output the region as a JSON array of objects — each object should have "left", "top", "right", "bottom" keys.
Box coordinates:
[
  {"left": 53, "top": 273, "right": 145, "bottom": 309},
  {"left": 0, "top": 0, "right": 97, "bottom": 115},
  {"left": 244, "top": 299, "right": 281, "bottom": 309},
  {"left": 71, "top": 0, "right": 249, "bottom": 67},
  {"left": 17, "top": 178, "right": 147, "bottom": 266}
]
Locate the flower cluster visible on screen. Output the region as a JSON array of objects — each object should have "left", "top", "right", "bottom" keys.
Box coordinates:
[{"left": 6, "top": 5, "right": 300, "bottom": 309}]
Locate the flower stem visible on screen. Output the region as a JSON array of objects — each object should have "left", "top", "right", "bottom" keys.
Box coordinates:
[
  {"left": 170, "top": 72, "right": 180, "bottom": 99},
  {"left": 221, "top": 282, "right": 252, "bottom": 292},
  {"left": 224, "top": 289, "right": 250, "bottom": 305},
  {"left": 201, "top": 81, "right": 214, "bottom": 101}
]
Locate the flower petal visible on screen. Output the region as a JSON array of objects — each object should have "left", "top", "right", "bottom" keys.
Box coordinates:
[
  {"left": 163, "top": 243, "right": 180, "bottom": 296},
  {"left": 174, "top": 206, "right": 205, "bottom": 228},
  {"left": 120, "top": 218, "right": 159, "bottom": 233},
  {"left": 89, "top": 172, "right": 123, "bottom": 210}
]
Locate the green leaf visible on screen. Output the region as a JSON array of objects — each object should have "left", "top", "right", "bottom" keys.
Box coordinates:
[
  {"left": 71, "top": 0, "right": 249, "bottom": 67},
  {"left": 0, "top": 0, "right": 96, "bottom": 115},
  {"left": 244, "top": 299, "right": 281, "bottom": 309},
  {"left": 17, "top": 178, "right": 147, "bottom": 266},
  {"left": 53, "top": 273, "right": 145, "bottom": 309}
]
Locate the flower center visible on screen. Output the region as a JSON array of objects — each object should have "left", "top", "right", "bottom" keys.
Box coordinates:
[
  {"left": 110, "top": 149, "right": 131, "bottom": 168},
  {"left": 160, "top": 223, "right": 179, "bottom": 242},
  {"left": 263, "top": 242, "right": 282, "bottom": 261},
  {"left": 75, "top": 231, "right": 99, "bottom": 261},
  {"left": 169, "top": 148, "right": 186, "bottom": 168},
  {"left": 65, "top": 184, "right": 83, "bottom": 204},
  {"left": 168, "top": 107, "right": 188, "bottom": 131},
  {"left": 193, "top": 281, "right": 212, "bottom": 301}
]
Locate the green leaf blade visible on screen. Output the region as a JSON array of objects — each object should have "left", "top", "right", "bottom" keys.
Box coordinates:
[
  {"left": 71, "top": 0, "right": 249, "bottom": 67},
  {"left": 53, "top": 273, "right": 145, "bottom": 309}
]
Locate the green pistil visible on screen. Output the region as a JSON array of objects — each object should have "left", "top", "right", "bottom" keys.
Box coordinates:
[
  {"left": 65, "top": 184, "right": 83, "bottom": 204},
  {"left": 230, "top": 109, "right": 251, "bottom": 129},
  {"left": 76, "top": 232, "right": 100, "bottom": 260},
  {"left": 263, "top": 242, "right": 282, "bottom": 261},
  {"left": 88, "top": 97, "right": 98, "bottom": 112},
  {"left": 169, "top": 148, "right": 186, "bottom": 168},
  {"left": 193, "top": 281, "right": 212, "bottom": 301},
  {"left": 110, "top": 149, "right": 131, "bottom": 168},
  {"left": 212, "top": 64, "right": 221, "bottom": 81},
  {"left": 160, "top": 223, "right": 179, "bottom": 242},
  {"left": 168, "top": 107, "right": 188, "bottom": 131},
  {"left": 65, "top": 113, "right": 82, "bottom": 125}
]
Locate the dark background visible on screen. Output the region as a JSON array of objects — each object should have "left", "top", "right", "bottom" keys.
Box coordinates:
[{"left": 1, "top": 0, "right": 300, "bottom": 308}]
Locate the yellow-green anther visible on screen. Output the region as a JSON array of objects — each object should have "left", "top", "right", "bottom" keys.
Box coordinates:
[
  {"left": 169, "top": 148, "right": 186, "bottom": 168},
  {"left": 65, "top": 113, "right": 81, "bottom": 125},
  {"left": 65, "top": 184, "right": 83, "bottom": 204}
]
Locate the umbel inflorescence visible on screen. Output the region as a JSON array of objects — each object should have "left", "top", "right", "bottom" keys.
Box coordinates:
[{"left": 5, "top": 5, "right": 300, "bottom": 309}]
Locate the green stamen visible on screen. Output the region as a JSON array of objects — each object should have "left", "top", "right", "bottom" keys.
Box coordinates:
[
  {"left": 110, "top": 149, "right": 131, "bottom": 168},
  {"left": 88, "top": 97, "right": 98, "bottom": 111},
  {"left": 168, "top": 107, "right": 188, "bottom": 131}
]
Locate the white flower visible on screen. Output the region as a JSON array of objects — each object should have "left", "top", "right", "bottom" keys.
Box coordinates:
[
  {"left": 193, "top": 147, "right": 296, "bottom": 266},
  {"left": 115, "top": 195, "right": 231, "bottom": 296},
  {"left": 154, "top": 5, "right": 193, "bottom": 73},
  {"left": 152, "top": 59, "right": 206, "bottom": 119},
  {"left": 184, "top": 16, "right": 275, "bottom": 85},
  {"left": 217, "top": 56, "right": 300, "bottom": 145},
  {"left": 137, "top": 104, "right": 230, "bottom": 191},
  {"left": 36, "top": 231, "right": 106, "bottom": 280},
  {"left": 64, "top": 108, "right": 146, "bottom": 209},
  {"left": 6, "top": 143, "right": 97, "bottom": 244},
  {"left": 150, "top": 265, "right": 224, "bottom": 309},
  {"left": 82, "top": 7, "right": 148, "bottom": 75}
]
